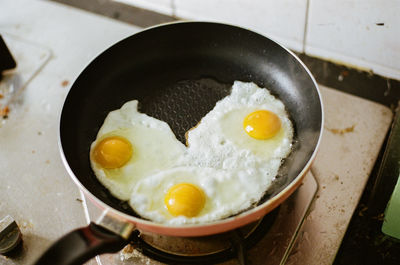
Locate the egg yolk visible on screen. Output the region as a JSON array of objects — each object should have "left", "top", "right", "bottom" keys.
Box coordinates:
[
  {"left": 93, "top": 136, "right": 133, "bottom": 169},
  {"left": 164, "top": 183, "right": 206, "bottom": 217},
  {"left": 243, "top": 110, "right": 281, "bottom": 140}
]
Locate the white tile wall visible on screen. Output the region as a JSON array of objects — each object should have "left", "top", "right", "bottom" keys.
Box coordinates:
[
  {"left": 305, "top": 0, "right": 400, "bottom": 80},
  {"left": 114, "top": 0, "right": 173, "bottom": 16},
  {"left": 113, "top": 0, "right": 400, "bottom": 80},
  {"left": 174, "top": 0, "right": 308, "bottom": 52}
]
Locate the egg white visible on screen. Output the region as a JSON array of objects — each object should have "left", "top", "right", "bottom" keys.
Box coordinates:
[
  {"left": 90, "top": 100, "right": 186, "bottom": 200},
  {"left": 129, "top": 165, "right": 278, "bottom": 225},
  {"left": 183, "top": 81, "right": 293, "bottom": 170}
]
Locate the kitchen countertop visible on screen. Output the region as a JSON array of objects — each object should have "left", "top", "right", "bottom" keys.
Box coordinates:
[{"left": 0, "top": 1, "right": 397, "bottom": 265}]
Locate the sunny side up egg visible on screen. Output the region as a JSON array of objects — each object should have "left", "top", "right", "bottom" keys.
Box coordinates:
[
  {"left": 182, "top": 81, "right": 293, "bottom": 173},
  {"left": 89, "top": 81, "right": 294, "bottom": 225},
  {"left": 90, "top": 100, "right": 186, "bottom": 200},
  {"left": 130, "top": 166, "right": 263, "bottom": 224}
]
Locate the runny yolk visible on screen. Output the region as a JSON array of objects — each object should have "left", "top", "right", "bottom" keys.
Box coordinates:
[
  {"left": 92, "top": 136, "right": 133, "bottom": 169},
  {"left": 164, "top": 183, "right": 206, "bottom": 217},
  {"left": 243, "top": 110, "right": 281, "bottom": 140}
]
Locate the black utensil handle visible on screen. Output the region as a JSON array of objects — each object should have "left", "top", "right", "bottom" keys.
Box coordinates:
[
  {"left": 0, "top": 35, "right": 17, "bottom": 74},
  {"left": 34, "top": 222, "right": 128, "bottom": 265}
]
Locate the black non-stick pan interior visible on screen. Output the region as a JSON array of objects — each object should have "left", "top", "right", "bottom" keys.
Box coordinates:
[{"left": 60, "top": 22, "right": 322, "bottom": 218}]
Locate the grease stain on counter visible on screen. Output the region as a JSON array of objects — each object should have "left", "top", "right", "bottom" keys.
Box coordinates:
[{"left": 326, "top": 124, "right": 355, "bottom": 135}]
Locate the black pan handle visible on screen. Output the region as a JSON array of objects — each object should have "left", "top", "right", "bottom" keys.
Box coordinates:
[{"left": 34, "top": 222, "right": 129, "bottom": 265}]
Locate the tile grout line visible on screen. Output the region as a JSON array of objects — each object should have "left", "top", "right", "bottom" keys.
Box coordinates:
[
  {"left": 171, "top": 0, "right": 176, "bottom": 18},
  {"left": 302, "top": 0, "right": 311, "bottom": 53}
]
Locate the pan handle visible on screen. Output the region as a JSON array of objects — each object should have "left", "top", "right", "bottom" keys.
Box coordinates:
[{"left": 34, "top": 214, "right": 135, "bottom": 265}]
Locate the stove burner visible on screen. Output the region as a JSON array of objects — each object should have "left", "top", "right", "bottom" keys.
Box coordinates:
[{"left": 128, "top": 207, "right": 279, "bottom": 265}]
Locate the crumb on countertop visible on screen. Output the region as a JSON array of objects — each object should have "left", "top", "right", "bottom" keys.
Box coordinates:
[
  {"left": 61, "top": 80, "right": 69, "bottom": 87},
  {"left": 120, "top": 244, "right": 145, "bottom": 261},
  {"left": 0, "top": 106, "right": 10, "bottom": 117}
]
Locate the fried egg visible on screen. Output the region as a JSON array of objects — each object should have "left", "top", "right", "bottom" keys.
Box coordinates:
[
  {"left": 90, "top": 100, "right": 186, "bottom": 200},
  {"left": 129, "top": 165, "right": 278, "bottom": 224},
  {"left": 182, "top": 81, "right": 293, "bottom": 171}
]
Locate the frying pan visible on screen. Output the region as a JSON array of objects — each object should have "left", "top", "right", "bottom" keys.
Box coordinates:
[{"left": 34, "top": 21, "right": 323, "bottom": 265}]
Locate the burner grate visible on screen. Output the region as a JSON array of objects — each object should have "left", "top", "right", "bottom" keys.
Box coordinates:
[{"left": 128, "top": 208, "right": 279, "bottom": 265}]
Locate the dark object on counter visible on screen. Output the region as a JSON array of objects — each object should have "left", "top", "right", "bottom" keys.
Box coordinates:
[
  {"left": 0, "top": 215, "right": 22, "bottom": 255},
  {"left": 0, "top": 35, "right": 17, "bottom": 77},
  {"left": 368, "top": 107, "right": 400, "bottom": 240},
  {"left": 34, "top": 22, "right": 322, "bottom": 265},
  {"left": 368, "top": 108, "right": 400, "bottom": 216}
]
